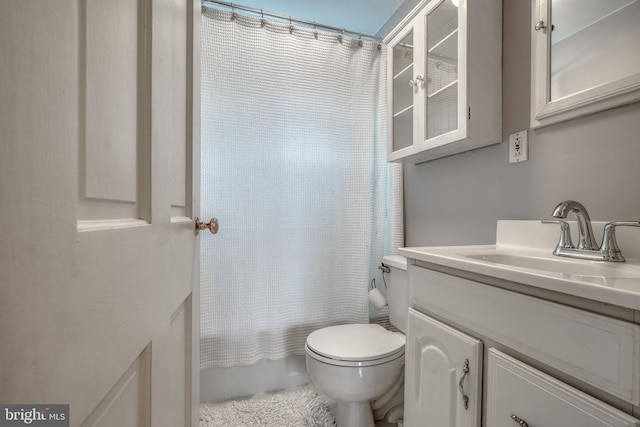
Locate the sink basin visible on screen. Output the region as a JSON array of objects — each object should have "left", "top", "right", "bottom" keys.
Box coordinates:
[
  {"left": 461, "top": 253, "right": 640, "bottom": 278},
  {"left": 398, "top": 220, "right": 640, "bottom": 310},
  {"left": 461, "top": 252, "right": 640, "bottom": 279}
]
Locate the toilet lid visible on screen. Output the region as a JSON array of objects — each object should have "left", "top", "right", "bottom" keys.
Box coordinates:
[{"left": 306, "top": 324, "right": 405, "bottom": 362}]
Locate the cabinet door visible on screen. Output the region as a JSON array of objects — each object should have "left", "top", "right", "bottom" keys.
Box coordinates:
[
  {"left": 404, "top": 308, "right": 482, "bottom": 427},
  {"left": 424, "top": 0, "right": 461, "bottom": 142},
  {"left": 385, "top": 0, "right": 501, "bottom": 163},
  {"left": 487, "top": 349, "right": 640, "bottom": 427},
  {"left": 388, "top": 19, "right": 422, "bottom": 160}
]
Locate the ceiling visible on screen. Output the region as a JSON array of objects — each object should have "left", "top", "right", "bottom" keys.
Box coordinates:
[{"left": 209, "top": 0, "right": 406, "bottom": 37}]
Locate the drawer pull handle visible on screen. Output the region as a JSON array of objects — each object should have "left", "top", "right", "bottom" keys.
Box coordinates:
[
  {"left": 510, "top": 414, "right": 529, "bottom": 427},
  {"left": 458, "top": 358, "right": 470, "bottom": 410}
]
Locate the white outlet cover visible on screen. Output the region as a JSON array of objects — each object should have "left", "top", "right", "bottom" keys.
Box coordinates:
[{"left": 509, "top": 130, "right": 528, "bottom": 163}]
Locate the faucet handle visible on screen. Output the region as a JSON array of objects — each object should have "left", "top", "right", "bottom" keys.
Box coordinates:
[
  {"left": 542, "top": 220, "right": 574, "bottom": 253},
  {"left": 600, "top": 222, "right": 640, "bottom": 262}
]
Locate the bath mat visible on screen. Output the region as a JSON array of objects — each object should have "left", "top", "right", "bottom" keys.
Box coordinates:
[{"left": 199, "top": 386, "right": 336, "bottom": 427}]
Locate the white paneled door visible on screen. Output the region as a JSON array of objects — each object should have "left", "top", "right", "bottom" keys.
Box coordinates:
[{"left": 0, "top": 1, "right": 203, "bottom": 427}]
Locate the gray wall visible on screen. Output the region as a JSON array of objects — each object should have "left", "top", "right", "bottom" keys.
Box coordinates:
[{"left": 380, "top": 1, "right": 640, "bottom": 247}]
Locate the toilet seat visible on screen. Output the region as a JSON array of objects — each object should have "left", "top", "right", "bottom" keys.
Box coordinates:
[{"left": 306, "top": 324, "right": 405, "bottom": 367}]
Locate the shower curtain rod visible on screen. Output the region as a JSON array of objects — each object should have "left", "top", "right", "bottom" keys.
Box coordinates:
[{"left": 201, "top": 0, "right": 383, "bottom": 42}]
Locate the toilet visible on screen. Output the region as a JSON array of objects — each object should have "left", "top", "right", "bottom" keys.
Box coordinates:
[{"left": 305, "top": 255, "right": 408, "bottom": 427}]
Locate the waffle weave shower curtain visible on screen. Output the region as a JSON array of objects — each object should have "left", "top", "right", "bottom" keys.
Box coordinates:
[{"left": 200, "top": 7, "right": 403, "bottom": 369}]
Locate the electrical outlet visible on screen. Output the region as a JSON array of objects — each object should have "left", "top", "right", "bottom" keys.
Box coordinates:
[{"left": 509, "top": 130, "right": 528, "bottom": 163}]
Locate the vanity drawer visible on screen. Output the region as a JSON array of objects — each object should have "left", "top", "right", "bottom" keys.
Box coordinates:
[
  {"left": 486, "top": 349, "right": 640, "bottom": 427},
  {"left": 409, "top": 266, "right": 640, "bottom": 404}
]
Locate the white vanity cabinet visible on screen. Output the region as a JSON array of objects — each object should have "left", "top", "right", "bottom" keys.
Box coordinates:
[
  {"left": 385, "top": 0, "right": 502, "bottom": 164},
  {"left": 404, "top": 309, "right": 482, "bottom": 427},
  {"left": 487, "top": 349, "right": 640, "bottom": 427},
  {"left": 404, "top": 263, "right": 640, "bottom": 427}
]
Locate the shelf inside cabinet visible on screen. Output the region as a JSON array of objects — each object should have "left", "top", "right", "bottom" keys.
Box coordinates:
[
  {"left": 428, "top": 29, "right": 458, "bottom": 61},
  {"left": 392, "top": 36, "right": 414, "bottom": 78},
  {"left": 393, "top": 106, "right": 413, "bottom": 152},
  {"left": 427, "top": 82, "right": 458, "bottom": 139},
  {"left": 394, "top": 63, "right": 414, "bottom": 81},
  {"left": 426, "top": 0, "right": 459, "bottom": 51},
  {"left": 428, "top": 80, "right": 458, "bottom": 99},
  {"left": 393, "top": 63, "right": 414, "bottom": 115},
  {"left": 394, "top": 104, "right": 413, "bottom": 119}
]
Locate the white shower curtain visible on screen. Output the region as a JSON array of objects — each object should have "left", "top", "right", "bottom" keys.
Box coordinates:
[{"left": 200, "top": 7, "right": 403, "bottom": 369}]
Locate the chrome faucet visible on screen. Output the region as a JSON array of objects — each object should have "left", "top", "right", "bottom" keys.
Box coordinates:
[
  {"left": 542, "top": 201, "right": 640, "bottom": 262},
  {"left": 551, "top": 200, "right": 598, "bottom": 250}
]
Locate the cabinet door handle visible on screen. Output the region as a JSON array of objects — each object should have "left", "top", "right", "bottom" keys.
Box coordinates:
[
  {"left": 510, "top": 414, "right": 529, "bottom": 427},
  {"left": 458, "top": 358, "right": 470, "bottom": 410},
  {"left": 409, "top": 75, "right": 424, "bottom": 87}
]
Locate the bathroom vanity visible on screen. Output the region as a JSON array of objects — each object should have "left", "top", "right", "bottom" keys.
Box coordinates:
[{"left": 399, "top": 220, "right": 640, "bottom": 426}]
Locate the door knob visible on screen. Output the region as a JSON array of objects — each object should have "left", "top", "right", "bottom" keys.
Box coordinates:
[{"left": 195, "top": 217, "right": 219, "bottom": 235}]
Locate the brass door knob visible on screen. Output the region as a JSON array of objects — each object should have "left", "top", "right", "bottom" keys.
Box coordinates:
[{"left": 195, "top": 217, "right": 219, "bottom": 235}]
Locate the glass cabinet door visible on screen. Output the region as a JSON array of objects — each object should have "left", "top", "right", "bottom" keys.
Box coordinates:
[
  {"left": 425, "top": 0, "right": 459, "bottom": 140},
  {"left": 385, "top": 0, "right": 501, "bottom": 163},
  {"left": 391, "top": 30, "right": 415, "bottom": 153}
]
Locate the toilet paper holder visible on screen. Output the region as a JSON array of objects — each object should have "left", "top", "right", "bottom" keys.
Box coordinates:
[
  {"left": 378, "top": 263, "right": 391, "bottom": 274},
  {"left": 369, "top": 263, "right": 391, "bottom": 309}
]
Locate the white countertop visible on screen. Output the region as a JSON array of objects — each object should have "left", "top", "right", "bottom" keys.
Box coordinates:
[{"left": 399, "top": 221, "right": 640, "bottom": 311}]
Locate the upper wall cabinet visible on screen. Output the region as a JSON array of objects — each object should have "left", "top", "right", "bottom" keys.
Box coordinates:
[
  {"left": 531, "top": 0, "right": 640, "bottom": 128},
  {"left": 385, "top": 0, "right": 502, "bottom": 164}
]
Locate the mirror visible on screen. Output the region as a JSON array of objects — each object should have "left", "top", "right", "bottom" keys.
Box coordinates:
[
  {"left": 550, "top": 0, "right": 640, "bottom": 100},
  {"left": 531, "top": 0, "right": 640, "bottom": 127}
]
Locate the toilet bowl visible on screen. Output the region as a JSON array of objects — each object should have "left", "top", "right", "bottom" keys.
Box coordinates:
[
  {"left": 305, "top": 256, "right": 408, "bottom": 427},
  {"left": 306, "top": 324, "right": 405, "bottom": 427}
]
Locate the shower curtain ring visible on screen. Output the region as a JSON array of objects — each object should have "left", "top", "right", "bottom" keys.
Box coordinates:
[
  {"left": 259, "top": 9, "right": 265, "bottom": 28},
  {"left": 358, "top": 34, "right": 363, "bottom": 47}
]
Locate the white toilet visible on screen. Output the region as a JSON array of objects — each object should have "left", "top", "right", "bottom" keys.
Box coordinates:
[{"left": 305, "top": 255, "right": 408, "bottom": 427}]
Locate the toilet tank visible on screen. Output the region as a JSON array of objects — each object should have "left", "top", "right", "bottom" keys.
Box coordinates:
[{"left": 381, "top": 255, "right": 408, "bottom": 334}]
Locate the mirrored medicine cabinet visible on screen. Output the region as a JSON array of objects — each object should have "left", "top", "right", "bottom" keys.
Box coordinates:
[{"left": 531, "top": 0, "right": 640, "bottom": 127}]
